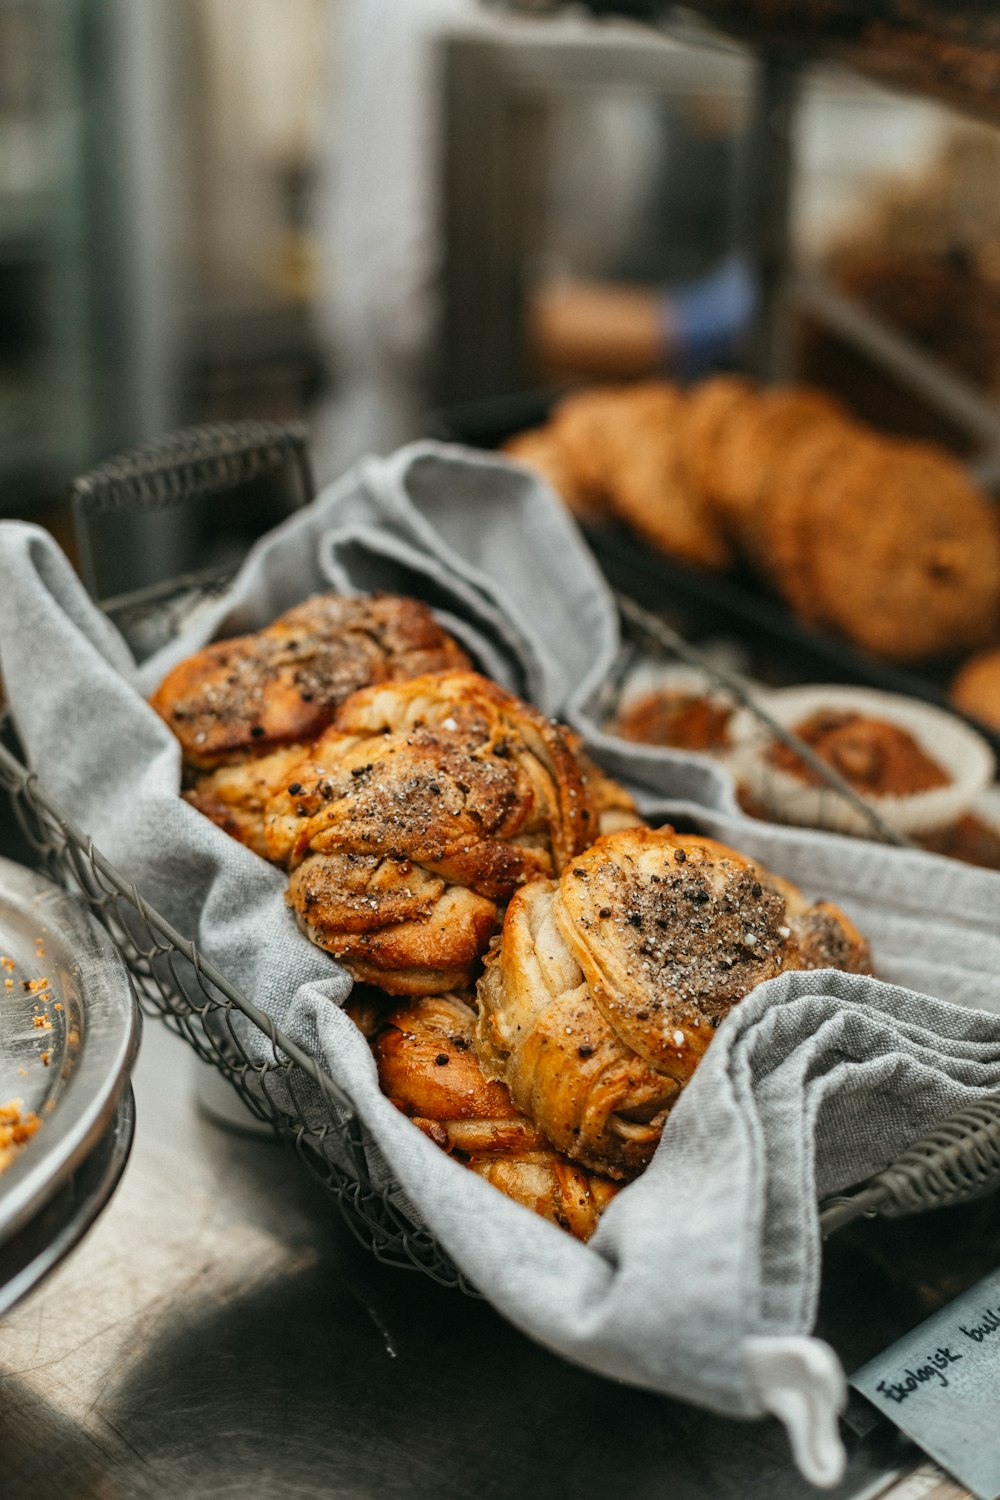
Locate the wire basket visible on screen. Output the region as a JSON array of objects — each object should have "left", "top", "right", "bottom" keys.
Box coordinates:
[
  {"left": 604, "top": 596, "right": 1000, "bottom": 852},
  {"left": 0, "top": 723, "right": 478, "bottom": 1290},
  {"left": 3, "top": 418, "right": 1000, "bottom": 1293}
]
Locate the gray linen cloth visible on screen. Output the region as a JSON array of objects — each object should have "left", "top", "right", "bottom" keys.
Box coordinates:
[{"left": 3, "top": 440, "right": 1000, "bottom": 1489}]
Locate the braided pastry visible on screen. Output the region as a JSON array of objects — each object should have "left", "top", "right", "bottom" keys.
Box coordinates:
[
  {"left": 372, "top": 993, "right": 618, "bottom": 1240},
  {"left": 475, "top": 826, "right": 870, "bottom": 1179},
  {"left": 265, "top": 671, "right": 631, "bottom": 993},
  {"left": 150, "top": 592, "right": 471, "bottom": 853}
]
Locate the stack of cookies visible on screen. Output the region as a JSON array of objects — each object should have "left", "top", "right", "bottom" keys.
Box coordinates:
[{"left": 504, "top": 374, "right": 1000, "bottom": 664}]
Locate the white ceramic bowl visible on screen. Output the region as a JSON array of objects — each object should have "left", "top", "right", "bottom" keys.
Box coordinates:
[
  {"left": 730, "top": 683, "right": 995, "bottom": 839},
  {"left": 608, "top": 660, "right": 746, "bottom": 761}
]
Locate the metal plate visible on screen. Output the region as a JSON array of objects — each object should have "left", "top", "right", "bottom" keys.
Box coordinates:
[
  {"left": 0, "top": 856, "right": 138, "bottom": 1243},
  {"left": 0, "top": 1085, "right": 135, "bottom": 1316}
]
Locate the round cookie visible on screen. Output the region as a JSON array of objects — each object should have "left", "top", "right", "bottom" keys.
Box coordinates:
[
  {"left": 608, "top": 410, "right": 734, "bottom": 571},
  {"left": 810, "top": 440, "right": 1000, "bottom": 661},
  {"left": 760, "top": 419, "right": 869, "bottom": 615},
  {"left": 676, "top": 374, "right": 756, "bottom": 499},
  {"left": 952, "top": 647, "right": 1000, "bottom": 734},
  {"left": 706, "top": 385, "right": 847, "bottom": 548},
  {"left": 550, "top": 380, "right": 678, "bottom": 502}
]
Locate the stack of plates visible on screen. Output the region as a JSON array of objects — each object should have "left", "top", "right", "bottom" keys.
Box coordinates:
[{"left": 0, "top": 856, "right": 138, "bottom": 1313}]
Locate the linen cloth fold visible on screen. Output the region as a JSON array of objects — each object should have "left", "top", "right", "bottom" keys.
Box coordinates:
[{"left": 3, "top": 440, "right": 1000, "bottom": 1490}]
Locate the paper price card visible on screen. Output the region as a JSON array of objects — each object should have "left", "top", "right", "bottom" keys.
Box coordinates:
[{"left": 851, "top": 1265, "right": 1000, "bottom": 1500}]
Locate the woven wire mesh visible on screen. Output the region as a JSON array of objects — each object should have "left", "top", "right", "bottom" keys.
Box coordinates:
[
  {"left": 0, "top": 723, "right": 476, "bottom": 1292},
  {"left": 818, "top": 1098, "right": 1000, "bottom": 1235},
  {"left": 876, "top": 1101, "right": 1000, "bottom": 1213},
  {"left": 70, "top": 420, "right": 315, "bottom": 602},
  {"left": 71, "top": 420, "right": 314, "bottom": 518}
]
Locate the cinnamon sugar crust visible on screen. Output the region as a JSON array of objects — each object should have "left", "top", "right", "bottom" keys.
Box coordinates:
[
  {"left": 266, "top": 671, "right": 612, "bottom": 994},
  {"left": 475, "top": 826, "right": 870, "bottom": 1179},
  {"left": 151, "top": 592, "right": 471, "bottom": 770}
]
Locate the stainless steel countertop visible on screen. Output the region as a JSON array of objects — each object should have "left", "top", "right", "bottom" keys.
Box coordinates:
[
  {"left": 0, "top": 790, "right": 991, "bottom": 1499},
  {"left": 0, "top": 1010, "right": 930, "bottom": 1500}
]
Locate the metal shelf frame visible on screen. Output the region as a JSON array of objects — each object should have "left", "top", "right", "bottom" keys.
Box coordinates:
[{"left": 737, "top": 43, "right": 1000, "bottom": 481}]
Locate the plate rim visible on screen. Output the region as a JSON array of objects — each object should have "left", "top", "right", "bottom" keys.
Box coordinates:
[
  {"left": 0, "top": 1084, "right": 136, "bottom": 1317},
  {"left": 0, "top": 856, "right": 139, "bottom": 1243}
]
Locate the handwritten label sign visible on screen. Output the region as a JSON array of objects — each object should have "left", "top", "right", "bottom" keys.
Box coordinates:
[{"left": 851, "top": 1265, "right": 1000, "bottom": 1500}]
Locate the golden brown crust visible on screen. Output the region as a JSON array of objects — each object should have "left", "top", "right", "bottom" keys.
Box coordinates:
[
  {"left": 267, "top": 671, "right": 605, "bottom": 994},
  {"left": 761, "top": 429, "right": 884, "bottom": 631},
  {"left": 182, "top": 744, "right": 311, "bottom": 858},
  {"left": 606, "top": 417, "right": 734, "bottom": 571},
  {"left": 477, "top": 897, "right": 678, "bottom": 1181},
  {"left": 574, "top": 379, "right": 735, "bottom": 571},
  {"left": 809, "top": 440, "right": 1000, "bottom": 661},
  {"left": 475, "top": 826, "right": 870, "bottom": 1178},
  {"left": 372, "top": 993, "right": 618, "bottom": 1239},
  {"left": 501, "top": 426, "right": 602, "bottom": 520},
  {"left": 705, "top": 386, "right": 847, "bottom": 550},
  {"left": 467, "top": 1152, "right": 618, "bottom": 1239},
  {"left": 150, "top": 592, "right": 471, "bottom": 770},
  {"left": 676, "top": 374, "right": 756, "bottom": 499},
  {"left": 549, "top": 383, "right": 641, "bottom": 501},
  {"left": 507, "top": 375, "right": 1000, "bottom": 665},
  {"left": 789, "top": 899, "right": 871, "bottom": 974},
  {"left": 758, "top": 418, "right": 863, "bottom": 607},
  {"left": 291, "top": 859, "right": 498, "bottom": 995},
  {"left": 566, "top": 734, "right": 644, "bottom": 835},
  {"left": 374, "top": 993, "right": 545, "bottom": 1147}
]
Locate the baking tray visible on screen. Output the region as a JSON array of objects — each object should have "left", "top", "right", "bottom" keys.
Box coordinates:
[{"left": 0, "top": 856, "right": 139, "bottom": 1244}]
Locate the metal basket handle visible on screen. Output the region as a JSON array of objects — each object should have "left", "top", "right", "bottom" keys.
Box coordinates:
[
  {"left": 71, "top": 419, "right": 315, "bottom": 600},
  {"left": 819, "top": 1095, "right": 1000, "bottom": 1235}
]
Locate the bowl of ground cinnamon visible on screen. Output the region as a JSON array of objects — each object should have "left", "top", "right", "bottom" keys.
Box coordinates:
[
  {"left": 731, "top": 684, "right": 994, "bottom": 839},
  {"left": 606, "top": 663, "right": 739, "bottom": 758}
]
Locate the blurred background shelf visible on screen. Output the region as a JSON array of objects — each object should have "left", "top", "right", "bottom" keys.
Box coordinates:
[
  {"left": 7, "top": 1, "right": 1000, "bottom": 603},
  {"left": 0, "top": 0, "right": 98, "bottom": 538},
  {"left": 674, "top": 2, "right": 1000, "bottom": 131}
]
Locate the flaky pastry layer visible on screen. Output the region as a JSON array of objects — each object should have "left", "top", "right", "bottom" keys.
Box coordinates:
[
  {"left": 372, "top": 992, "right": 618, "bottom": 1240},
  {"left": 152, "top": 591, "right": 470, "bottom": 771},
  {"left": 475, "top": 826, "right": 870, "bottom": 1178},
  {"left": 266, "top": 671, "right": 624, "bottom": 994}
]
